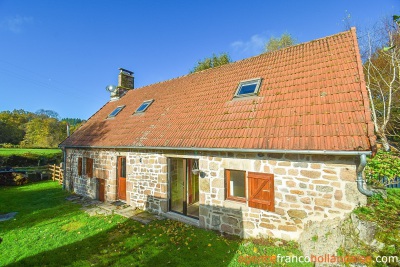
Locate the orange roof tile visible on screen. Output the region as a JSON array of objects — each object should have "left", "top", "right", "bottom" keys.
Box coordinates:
[{"left": 60, "top": 28, "right": 376, "bottom": 152}]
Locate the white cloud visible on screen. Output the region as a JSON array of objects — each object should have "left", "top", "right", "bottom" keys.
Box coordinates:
[
  {"left": 0, "top": 15, "right": 33, "bottom": 33},
  {"left": 230, "top": 33, "right": 268, "bottom": 57}
]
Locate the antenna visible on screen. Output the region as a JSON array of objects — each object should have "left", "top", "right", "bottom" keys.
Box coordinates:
[{"left": 105, "top": 85, "right": 117, "bottom": 92}]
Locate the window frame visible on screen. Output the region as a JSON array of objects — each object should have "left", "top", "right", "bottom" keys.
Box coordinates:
[
  {"left": 134, "top": 99, "right": 154, "bottom": 114},
  {"left": 108, "top": 105, "right": 125, "bottom": 118},
  {"left": 234, "top": 78, "right": 262, "bottom": 98},
  {"left": 78, "top": 157, "right": 93, "bottom": 178},
  {"left": 225, "top": 169, "right": 246, "bottom": 203},
  {"left": 225, "top": 169, "right": 275, "bottom": 212}
]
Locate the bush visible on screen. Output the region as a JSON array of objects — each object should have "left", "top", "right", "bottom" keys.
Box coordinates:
[
  {"left": 0, "top": 143, "right": 18, "bottom": 148},
  {"left": 365, "top": 150, "right": 400, "bottom": 187},
  {"left": 0, "top": 153, "right": 62, "bottom": 167},
  {"left": 0, "top": 172, "right": 28, "bottom": 186}
]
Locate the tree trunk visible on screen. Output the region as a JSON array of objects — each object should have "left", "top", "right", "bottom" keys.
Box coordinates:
[{"left": 378, "top": 132, "right": 391, "bottom": 151}]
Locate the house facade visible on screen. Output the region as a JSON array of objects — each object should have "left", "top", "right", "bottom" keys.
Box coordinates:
[{"left": 60, "top": 28, "right": 376, "bottom": 240}]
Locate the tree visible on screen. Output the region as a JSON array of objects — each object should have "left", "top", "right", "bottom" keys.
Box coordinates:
[
  {"left": 35, "top": 109, "right": 59, "bottom": 119},
  {"left": 190, "top": 53, "right": 231, "bottom": 73},
  {"left": 264, "top": 32, "right": 297, "bottom": 53},
  {"left": 20, "top": 117, "right": 66, "bottom": 148},
  {"left": 362, "top": 15, "right": 400, "bottom": 151},
  {"left": 0, "top": 109, "right": 34, "bottom": 145}
]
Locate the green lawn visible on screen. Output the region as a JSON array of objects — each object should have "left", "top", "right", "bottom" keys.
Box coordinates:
[
  {"left": 0, "top": 148, "right": 62, "bottom": 157},
  {"left": 0, "top": 181, "right": 310, "bottom": 267}
]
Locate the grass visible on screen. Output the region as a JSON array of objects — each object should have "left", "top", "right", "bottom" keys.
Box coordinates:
[
  {"left": 0, "top": 181, "right": 311, "bottom": 267},
  {"left": 0, "top": 148, "right": 62, "bottom": 157},
  {"left": 353, "top": 189, "right": 400, "bottom": 264}
]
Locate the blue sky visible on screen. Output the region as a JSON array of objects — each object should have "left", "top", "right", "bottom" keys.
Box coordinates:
[{"left": 0, "top": 0, "right": 398, "bottom": 119}]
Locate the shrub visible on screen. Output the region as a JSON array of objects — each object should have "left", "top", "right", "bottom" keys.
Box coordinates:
[
  {"left": 0, "top": 172, "right": 28, "bottom": 186},
  {"left": 365, "top": 150, "right": 400, "bottom": 187},
  {"left": 0, "top": 153, "right": 62, "bottom": 168}
]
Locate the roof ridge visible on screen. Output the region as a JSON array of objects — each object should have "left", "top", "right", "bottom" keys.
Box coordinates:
[{"left": 132, "top": 28, "right": 355, "bottom": 92}]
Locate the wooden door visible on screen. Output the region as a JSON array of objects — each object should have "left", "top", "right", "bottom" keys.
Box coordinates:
[
  {"left": 117, "top": 157, "right": 127, "bottom": 201},
  {"left": 98, "top": 178, "right": 105, "bottom": 202}
]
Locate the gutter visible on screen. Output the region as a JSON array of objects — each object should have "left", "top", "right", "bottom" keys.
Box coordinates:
[
  {"left": 62, "top": 148, "right": 67, "bottom": 190},
  {"left": 356, "top": 153, "right": 374, "bottom": 196},
  {"left": 59, "top": 145, "right": 372, "bottom": 156}
]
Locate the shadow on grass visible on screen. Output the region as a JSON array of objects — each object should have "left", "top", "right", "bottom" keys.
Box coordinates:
[
  {"left": 5, "top": 219, "right": 239, "bottom": 267},
  {"left": 0, "top": 181, "right": 75, "bottom": 232}
]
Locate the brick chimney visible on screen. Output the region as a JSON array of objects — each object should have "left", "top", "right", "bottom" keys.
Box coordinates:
[
  {"left": 107, "top": 68, "right": 134, "bottom": 101},
  {"left": 118, "top": 68, "right": 134, "bottom": 89}
]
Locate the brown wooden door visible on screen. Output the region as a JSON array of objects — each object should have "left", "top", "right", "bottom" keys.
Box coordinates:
[
  {"left": 98, "top": 179, "right": 105, "bottom": 202},
  {"left": 117, "top": 157, "right": 127, "bottom": 201},
  {"left": 248, "top": 172, "right": 274, "bottom": 211}
]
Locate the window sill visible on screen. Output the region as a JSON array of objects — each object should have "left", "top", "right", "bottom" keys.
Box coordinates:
[{"left": 223, "top": 199, "right": 248, "bottom": 209}]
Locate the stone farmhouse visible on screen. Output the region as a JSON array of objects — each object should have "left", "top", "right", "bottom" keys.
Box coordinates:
[{"left": 60, "top": 28, "right": 376, "bottom": 241}]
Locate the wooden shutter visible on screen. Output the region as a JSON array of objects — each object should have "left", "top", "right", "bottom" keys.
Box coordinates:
[
  {"left": 248, "top": 172, "right": 274, "bottom": 211},
  {"left": 78, "top": 157, "right": 82, "bottom": 176},
  {"left": 86, "top": 158, "right": 93, "bottom": 178}
]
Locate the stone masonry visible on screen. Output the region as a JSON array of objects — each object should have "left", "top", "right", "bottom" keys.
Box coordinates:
[{"left": 64, "top": 148, "right": 367, "bottom": 241}]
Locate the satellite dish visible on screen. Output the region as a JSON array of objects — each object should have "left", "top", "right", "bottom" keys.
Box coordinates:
[{"left": 106, "top": 85, "right": 117, "bottom": 92}]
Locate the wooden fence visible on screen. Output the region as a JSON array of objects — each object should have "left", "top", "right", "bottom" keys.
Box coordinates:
[{"left": 48, "top": 164, "right": 63, "bottom": 184}]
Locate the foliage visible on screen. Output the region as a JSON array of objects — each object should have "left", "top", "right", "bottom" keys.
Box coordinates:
[
  {"left": 353, "top": 189, "right": 400, "bottom": 265},
  {"left": 0, "top": 172, "right": 27, "bottom": 186},
  {"left": 35, "top": 109, "right": 59, "bottom": 119},
  {"left": 0, "top": 109, "right": 84, "bottom": 148},
  {"left": 264, "top": 32, "right": 297, "bottom": 53},
  {"left": 190, "top": 53, "right": 231, "bottom": 73},
  {"left": 0, "top": 181, "right": 311, "bottom": 267},
  {"left": 365, "top": 150, "right": 400, "bottom": 187},
  {"left": 0, "top": 109, "right": 34, "bottom": 145},
  {"left": 0, "top": 149, "right": 62, "bottom": 167},
  {"left": 362, "top": 15, "right": 400, "bottom": 151}
]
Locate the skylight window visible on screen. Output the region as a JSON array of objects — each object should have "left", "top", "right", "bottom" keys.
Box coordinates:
[
  {"left": 234, "top": 78, "right": 262, "bottom": 97},
  {"left": 108, "top": 105, "right": 125, "bottom": 118},
  {"left": 134, "top": 99, "right": 154, "bottom": 113}
]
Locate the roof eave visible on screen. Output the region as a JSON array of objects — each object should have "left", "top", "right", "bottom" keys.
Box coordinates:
[{"left": 59, "top": 145, "right": 372, "bottom": 156}]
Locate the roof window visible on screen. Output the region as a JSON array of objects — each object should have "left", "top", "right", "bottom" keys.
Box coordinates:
[
  {"left": 108, "top": 105, "right": 125, "bottom": 118},
  {"left": 234, "top": 78, "right": 262, "bottom": 97},
  {"left": 135, "top": 99, "right": 154, "bottom": 113}
]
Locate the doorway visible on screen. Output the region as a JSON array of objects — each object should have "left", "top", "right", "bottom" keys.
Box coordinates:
[
  {"left": 169, "top": 158, "right": 199, "bottom": 218},
  {"left": 117, "top": 156, "right": 127, "bottom": 201},
  {"left": 98, "top": 178, "right": 105, "bottom": 202}
]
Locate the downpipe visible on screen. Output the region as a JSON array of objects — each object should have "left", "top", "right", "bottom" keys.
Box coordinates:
[
  {"left": 62, "top": 148, "right": 67, "bottom": 190},
  {"left": 356, "top": 154, "right": 374, "bottom": 197}
]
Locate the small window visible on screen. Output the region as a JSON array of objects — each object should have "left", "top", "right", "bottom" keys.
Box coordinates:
[
  {"left": 234, "top": 78, "right": 262, "bottom": 97},
  {"left": 108, "top": 105, "right": 125, "bottom": 118},
  {"left": 134, "top": 99, "right": 154, "bottom": 113},
  {"left": 78, "top": 157, "right": 93, "bottom": 178},
  {"left": 225, "top": 169, "right": 246, "bottom": 202}
]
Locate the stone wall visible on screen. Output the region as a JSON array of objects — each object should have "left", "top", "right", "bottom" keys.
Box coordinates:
[
  {"left": 64, "top": 148, "right": 367, "bottom": 241},
  {"left": 198, "top": 152, "right": 367, "bottom": 240},
  {"left": 64, "top": 148, "right": 168, "bottom": 213}
]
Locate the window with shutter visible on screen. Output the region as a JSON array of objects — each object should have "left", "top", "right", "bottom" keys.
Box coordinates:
[
  {"left": 225, "top": 169, "right": 246, "bottom": 202},
  {"left": 248, "top": 172, "right": 274, "bottom": 211},
  {"left": 86, "top": 158, "right": 93, "bottom": 178},
  {"left": 78, "top": 157, "right": 82, "bottom": 176}
]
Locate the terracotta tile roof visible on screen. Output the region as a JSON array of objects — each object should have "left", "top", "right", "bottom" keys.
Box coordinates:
[{"left": 60, "top": 28, "right": 376, "bottom": 151}]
